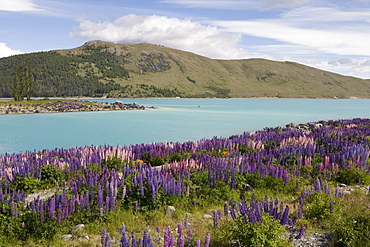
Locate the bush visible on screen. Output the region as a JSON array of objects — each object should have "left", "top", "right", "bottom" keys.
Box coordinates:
[
  {"left": 331, "top": 211, "right": 370, "bottom": 246},
  {"left": 303, "top": 192, "right": 337, "bottom": 221},
  {"left": 213, "top": 214, "right": 291, "bottom": 247},
  {"left": 334, "top": 168, "right": 370, "bottom": 185},
  {"left": 40, "top": 165, "right": 65, "bottom": 187},
  {"left": 13, "top": 175, "right": 41, "bottom": 194}
]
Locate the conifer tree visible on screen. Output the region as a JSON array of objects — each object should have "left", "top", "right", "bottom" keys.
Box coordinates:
[
  {"left": 12, "top": 63, "right": 24, "bottom": 101},
  {"left": 12, "top": 60, "right": 34, "bottom": 101},
  {"left": 25, "top": 60, "right": 34, "bottom": 101}
]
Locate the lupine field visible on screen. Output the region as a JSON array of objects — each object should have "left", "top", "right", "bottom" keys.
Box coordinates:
[{"left": 1, "top": 118, "right": 370, "bottom": 246}]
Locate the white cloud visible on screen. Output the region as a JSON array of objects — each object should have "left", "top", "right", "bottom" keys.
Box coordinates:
[
  {"left": 70, "top": 14, "right": 249, "bottom": 59},
  {"left": 210, "top": 5, "right": 370, "bottom": 57},
  {"left": 282, "top": 6, "right": 370, "bottom": 23},
  {"left": 0, "top": 43, "right": 22, "bottom": 58},
  {"left": 261, "top": 0, "right": 309, "bottom": 10},
  {"left": 161, "top": 0, "right": 309, "bottom": 10},
  {"left": 159, "top": 0, "right": 258, "bottom": 10},
  {"left": 0, "top": 0, "right": 43, "bottom": 12}
]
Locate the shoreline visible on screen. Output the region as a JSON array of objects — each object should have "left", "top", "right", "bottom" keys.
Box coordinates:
[{"left": 0, "top": 99, "right": 153, "bottom": 115}]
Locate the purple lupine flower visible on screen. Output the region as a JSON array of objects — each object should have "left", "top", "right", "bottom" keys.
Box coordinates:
[
  {"left": 105, "top": 234, "right": 111, "bottom": 247},
  {"left": 120, "top": 223, "right": 129, "bottom": 247},
  {"left": 184, "top": 214, "right": 189, "bottom": 229},
  {"left": 105, "top": 196, "right": 110, "bottom": 214},
  {"left": 178, "top": 221, "right": 183, "bottom": 237},
  {"left": 49, "top": 198, "right": 55, "bottom": 219},
  {"left": 186, "top": 230, "right": 192, "bottom": 247},
  {"left": 131, "top": 229, "right": 137, "bottom": 247},
  {"left": 224, "top": 203, "right": 229, "bottom": 216},
  {"left": 143, "top": 231, "right": 152, "bottom": 247},
  {"left": 295, "top": 225, "right": 305, "bottom": 239},
  {"left": 170, "top": 236, "right": 175, "bottom": 247},
  {"left": 177, "top": 235, "right": 185, "bottom": 247},
  {"left": 213, "top": 211, "right": 219, "bottom": 228},
  {"left": 280, "top": 205, "right": 290, "bottom": 225},
  {"left": 164, "top": 226, "right": 171, "bottom": 247},
  {"left": 97, "top": 184, "right": 103, "bottom": 209},
  {"left": 330, "top": 200, "right": 334, "bottom": 214},
  {"left": 297, "top": 207, "right": 303, "bottom": 219},
  {"left": 230, "top": 208, "right": 237, "bottom": 220},
  {"left": 39, "top": 201, "right": 45, "bottom": 222},
  {"left": 195, "top": 239, "right": 201, "bottom": 247},
  {"left": 204, "top": 233, "right": 211, "bottom": 247},
  {"left": 134, "top": 201, "right": 139, "bottom": 212},
  {"left": 335, "top": 185, "right": 340, "bottom": 197},
  {"left": 101, "top": 229, "right": 107, "bottom": 246},
  {"left": 248, "top": 210, "right": 257, "bottom": 224}
]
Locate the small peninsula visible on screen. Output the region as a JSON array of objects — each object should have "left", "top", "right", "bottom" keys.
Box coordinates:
[{"left": 0, "top": 99, "right": 149, "bottom": 115}]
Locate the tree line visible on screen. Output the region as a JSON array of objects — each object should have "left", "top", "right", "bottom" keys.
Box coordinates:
[{"left": 0, "top": 49, "right": 128, "bottom": 98}]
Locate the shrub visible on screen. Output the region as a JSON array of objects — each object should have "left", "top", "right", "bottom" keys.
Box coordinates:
[
  {"left": 303, "top": 192, "right": 337, "bottom": 221},
  {"left": 331, "top": 211, "right": 370, "bottom": 247},
  {"left": 213, "top": 214, "right": 291, "bottom": 247},
  {"left": 334, "top": 168, "right": 370, "bottom": 185},
  {"left": 13, "top": 175, "right": 41, "bottom": 194},
  {"left": 40, "top": 165, "right": 65, "bottom": 187}
]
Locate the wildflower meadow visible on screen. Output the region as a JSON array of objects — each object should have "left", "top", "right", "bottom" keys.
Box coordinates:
[{"left": 1, "top": 118, "right": 370, "bottom": 246}]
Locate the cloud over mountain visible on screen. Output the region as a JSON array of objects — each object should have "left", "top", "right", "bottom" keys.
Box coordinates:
[{"left": 70, "top": 14, "right": 249, "bottom": 59}]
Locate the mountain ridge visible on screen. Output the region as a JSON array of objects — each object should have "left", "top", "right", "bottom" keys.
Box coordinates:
[{"left": 0, "top": 40, "right": 369, "bottom": 98}]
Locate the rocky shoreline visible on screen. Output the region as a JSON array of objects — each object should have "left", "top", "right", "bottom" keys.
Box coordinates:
[{"left": 0, "top": 100, "right": 153, "bottom": 115}]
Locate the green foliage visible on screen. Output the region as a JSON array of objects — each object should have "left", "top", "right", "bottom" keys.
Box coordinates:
[
  {"left": 213, "top": 214, "right": 291, "bottom": 247},
  {"left": 13, "top": 174, "right": 41, "bottom": 193},
  {"left": 189, "top": 172, "right": 240, "bottom": 206},
  {"left": 12, "top": 63, "right": 25, "bottom": 101},
  {"left": 101, "top": 157, "right": 125, "bottom": 171},
  {"left": 330, "top": 199, "right": 370, "bottom": 247},
  {"left": 334, "top": 168, "right": 370, "bottom": 185},
  {"left": 0, "top": 51, "right": 125, "bottom": 97},
  {"left": 239, "top": 144, "right": 258, "bottom": 155},
  {"left": 142, "top": 154, "right": 169, "bottom": 167},
  {"left": 237, "top": 173, "right": 295, "bottom": 195},
  {"left": 170, "top": 152, "right": 192, "bottom": 162},
  {"left": 40, "top": 165, "right": 65, "bottom": 187},
  {"left": 108, "top": 84, "right": 182, "bottom": 98},
  {"left": 303, "top": 192, "right": 337, "bottom": 220}
]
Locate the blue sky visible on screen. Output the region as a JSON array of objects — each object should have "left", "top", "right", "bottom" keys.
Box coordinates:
[{"left": 1, "top": 0, "right": 370, "bottom": 79}]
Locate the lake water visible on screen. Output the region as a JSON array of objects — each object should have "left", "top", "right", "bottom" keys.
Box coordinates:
[{"left": 1, "top": 98, "right": 369, "bottom": 154}]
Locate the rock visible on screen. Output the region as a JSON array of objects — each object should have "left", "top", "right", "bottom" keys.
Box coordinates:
[
  {"left": 339, "top": 183, "right": 347, "bottom": 187},
  {"left": 166, "top": 206, "right": 175, "bottom": 217},
  {"left": 78, "top": 235, "right": 90, "bottom": 242},
  {"left": 241, "top": 183, "right": 254, "bottom": 191},
  {"left": 61, "top": 234, "right": 73, "bottom": 241},
  {"left": 203, "top": 214, "right": 212, "bottom": 219},
  {"left": 72, "top": 224, "right": 85, "bottom": 234},
  {"left": 154, "top": 237, "right": 164, "bottom": 243}
]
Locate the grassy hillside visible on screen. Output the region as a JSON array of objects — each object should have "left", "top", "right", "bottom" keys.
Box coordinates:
[{"left": 1, "top": 40, "right": 370, "bottom": 98}]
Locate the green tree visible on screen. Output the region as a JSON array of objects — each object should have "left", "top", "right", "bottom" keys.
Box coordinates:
[
  {"left": 12, "top": 63, "right": 24, "bottom": 101},
  {"left": 25, "top": 60, "right": 34, "bottom": 101}
]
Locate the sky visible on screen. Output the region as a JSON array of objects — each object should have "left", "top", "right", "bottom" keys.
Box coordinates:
[{"left": 1, "top": 0, "right": 370, "bottom": 79}]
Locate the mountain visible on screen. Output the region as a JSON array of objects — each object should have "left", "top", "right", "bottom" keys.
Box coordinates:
[{"left": 1, "top": 40, "right": 369, "bottom": 98}]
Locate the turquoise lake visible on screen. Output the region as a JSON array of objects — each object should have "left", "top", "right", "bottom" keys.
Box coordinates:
[{"left": 1, "top": 98, "right": 369, "bottom": 155}]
